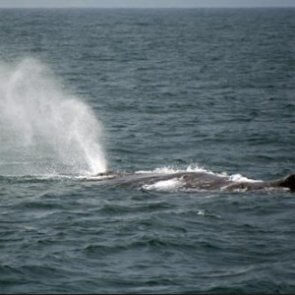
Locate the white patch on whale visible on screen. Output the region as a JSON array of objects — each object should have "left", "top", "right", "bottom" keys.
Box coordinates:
[{"left": 142, "top": 178, "right": 184, "bottom": 191}]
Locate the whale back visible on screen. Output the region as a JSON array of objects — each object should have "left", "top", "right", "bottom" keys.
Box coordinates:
[{"left": 94, "top": 171, "right": 295, "bottom": 192}]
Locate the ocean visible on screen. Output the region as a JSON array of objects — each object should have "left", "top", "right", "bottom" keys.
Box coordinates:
[{"left": 0, "top": 8, "right": 294, "bottom": 293}]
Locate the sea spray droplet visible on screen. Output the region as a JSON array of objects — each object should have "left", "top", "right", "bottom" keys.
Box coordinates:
[{"left": 0, "top": 58, "right": 107, "bottom": 176}]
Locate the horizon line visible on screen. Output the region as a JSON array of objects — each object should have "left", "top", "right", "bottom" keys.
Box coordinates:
[{"left": 0, "top": 6, "right": 294, "bottom": 9}]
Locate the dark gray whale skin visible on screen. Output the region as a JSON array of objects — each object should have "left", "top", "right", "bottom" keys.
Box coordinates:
[{"left": 95, "top": 171, "right": 295, "bottom": 192}]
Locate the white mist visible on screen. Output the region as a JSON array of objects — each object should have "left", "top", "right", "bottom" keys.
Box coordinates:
[{"left": 0, "top": 58, "right": 107, "bottom": 176}]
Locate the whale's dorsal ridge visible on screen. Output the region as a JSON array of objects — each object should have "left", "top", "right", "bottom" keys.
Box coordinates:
[{"left": 94, "top": 170, "right": 295, "bottom": 192}]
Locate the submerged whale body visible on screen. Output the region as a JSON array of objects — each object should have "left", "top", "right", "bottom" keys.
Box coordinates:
[{"left": 95, "top": 171, "right": 295, "bottom": 192}]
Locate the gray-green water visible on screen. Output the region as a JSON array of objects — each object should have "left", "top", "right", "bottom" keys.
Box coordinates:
[{"left": 0, "top": 8, "right": 294, "bottom": 293}]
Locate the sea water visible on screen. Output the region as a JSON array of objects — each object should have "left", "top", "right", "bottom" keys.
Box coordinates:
[{"left": 0, "top": 8, "right": 294, "bottom": 293}]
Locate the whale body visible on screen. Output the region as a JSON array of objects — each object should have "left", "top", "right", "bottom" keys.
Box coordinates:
[{"left": 94, "top": 171, "right": 295, "bottom": 192}]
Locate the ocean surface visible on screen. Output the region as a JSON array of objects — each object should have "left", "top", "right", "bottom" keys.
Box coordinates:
[{"left": 0, "top": 8, "right": 295, "bottom": 293}]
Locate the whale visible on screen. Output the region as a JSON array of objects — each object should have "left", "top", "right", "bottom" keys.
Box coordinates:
[{"left": 94, "top": 171, "right": 295, "bottom": 192}]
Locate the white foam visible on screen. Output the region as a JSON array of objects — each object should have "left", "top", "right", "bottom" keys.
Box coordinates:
[
  {"left": 229, "top": 173, "right": 262, "bottom": 183},
  {"left": 197, "top": 209, "right": 205, "bottom": 216},
  {"left": 142, "top": 178, "right": 184, "bottom": 191},
  {"left": 136, "top": 166, "right": 180, "bottom": 174},
  {"left": 136, "top": 164, "right": 222, "bottom": 175},
  {"left": 136, "top": 164, "right": 231, "bottom": 181}
]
